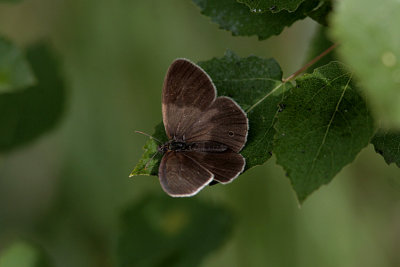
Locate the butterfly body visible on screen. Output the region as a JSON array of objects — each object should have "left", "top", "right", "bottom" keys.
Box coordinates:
[
  {"left": 158, "top": 59, "right": 249, "bottom": 197},
  {"left": 158, "top": 140, "right": 229, "bottom": 153}
]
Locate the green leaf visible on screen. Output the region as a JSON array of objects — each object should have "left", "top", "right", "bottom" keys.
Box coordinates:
[
  {"left": 117, "top": 196, "right": 234, "bottom": 267},
  {"left": 305, "top": 0, "right": 332, "bottom": 26},
  {"left": 0, "top": 36, "right": 35, "bottom": 93},
  {"left": 192, "top": 0, "right": 319, "bottom": 40},
  {"left": 331, "top": 0, "right": 400, "bottom": 128},
  {"left": 131, "top": 122, "right": 168, "bottom": 176},
  {"left": 237, "top": 0, "right": 305, "bottom": 13},
  {"left": 0, "top": 44, "right": 65, "bottom": 152},
  {"left": 0, "top": 241, "right": 52, "bottom": 267},
  {"left": 131, "top": 50, "right": 288, "bottom": 176},
  {"left": 372, "top": 130, "right": 400, "bottom": 168},
  {"left": 273, "top": 62, "right": 374, "bottom": 203}
]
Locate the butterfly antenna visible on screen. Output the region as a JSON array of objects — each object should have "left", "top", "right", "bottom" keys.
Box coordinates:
[{"left": 135, "top": 130, "right": 162, "bottom": 144}]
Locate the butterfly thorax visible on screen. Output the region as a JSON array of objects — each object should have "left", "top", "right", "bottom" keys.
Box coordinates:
[{"left": 158, "top": 140, "right": 229, "bottom": 154}]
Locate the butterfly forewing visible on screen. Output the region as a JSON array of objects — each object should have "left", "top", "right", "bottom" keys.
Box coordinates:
[
  {"left": 162, "top": 59, "right": 216, "bottom": 140},
  {"left": 159, "top": 151, "right": 214, "bottom": 197}
]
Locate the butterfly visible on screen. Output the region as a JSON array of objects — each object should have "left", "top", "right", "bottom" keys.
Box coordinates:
[{"left": 157, "top": 59, "right": 248, "bottom": 197}]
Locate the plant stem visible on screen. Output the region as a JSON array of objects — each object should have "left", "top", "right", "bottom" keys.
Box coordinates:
[{"left": 282, "top": 43, "right": 339, "bottom": 83}]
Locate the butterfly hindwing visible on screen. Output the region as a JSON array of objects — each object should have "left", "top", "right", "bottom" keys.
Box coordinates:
[
  {"left": 183, "top": 96, "right": 248, "bottom": 153},
  {"left": 158, "top": 151, "right": 214, "bottom": 197},
  {"left": 184, "top": 150, "right": 245, "bottom": 184}
]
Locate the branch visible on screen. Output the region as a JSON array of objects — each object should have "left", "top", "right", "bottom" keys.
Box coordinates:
[{"left": 282, "top": 43, "right": 339, "bottom": 83}]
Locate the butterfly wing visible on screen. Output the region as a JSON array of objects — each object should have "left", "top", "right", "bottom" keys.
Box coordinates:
[
  {"left": 158, "top": 151, "right": 214, "bottom": 197},
  {"left": 183, "top": 96, "right": 248, "bottom": 153},
  {"left": 162, "top": 59, "right": 248, "bottom": 152},
  {"left": 184, "top": 150, "right": 245, "bottom": 184},
  {"left": 162, "top": 59, "right": 216, "bottom": 140}
]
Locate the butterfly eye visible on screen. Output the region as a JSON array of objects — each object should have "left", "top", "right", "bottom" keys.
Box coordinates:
[{"left": 228, "top": 131, "right": 234, "bottom": 137}]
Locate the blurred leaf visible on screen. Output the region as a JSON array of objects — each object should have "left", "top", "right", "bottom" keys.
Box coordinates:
[
  {"left": 305, "top": 26, "right": 336, "bottom": 71},
  {"left": 372, "top": 130, "right": 400, "bottom": 168},
  {"left": 0, "top": 241, "right": 52, "bottom": 267},
  {"left": 192, "top": 0, "right": 319, "bottom": 40},
  {"left": 0, "top": 0, "right": 23, "bottom": 2},
  {"left": 305, "top": 0, "right": 332, "bottom": 26},
  {"left": 0, "top": 36, "right": 35, "bottom": 93},
  {"left": 237, "top": 0, "right": 305, "bottom": 13},
  {"left": 331, "top": 0, "right": 400, "bottom": 128},
  {"left": 0, "top": 44, "right": 65, "bottom": 152},
  {"left": 117, "top": 196, "right": 234, "bottom": 267},
  {"left": 132, "top": 50, "right": 288, "bottom": 176},
  {"left": 274, "top": 62, "right": 374, "bottom": 203}
]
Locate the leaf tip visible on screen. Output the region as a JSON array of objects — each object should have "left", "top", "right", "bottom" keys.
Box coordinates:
[
  {"left": 129, "top": 167, "right": 148, "bottom": 177},
  {"left": 295, "top": 193, "right": 308, "bottom": 206}
]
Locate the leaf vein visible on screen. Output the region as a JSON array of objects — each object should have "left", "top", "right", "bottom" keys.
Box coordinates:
[
  {"left": 309, "top": 73, "right": 353, "bottom": 174},
  {"left": 246, "top": 82, "right": 284, "bottom": 113}
]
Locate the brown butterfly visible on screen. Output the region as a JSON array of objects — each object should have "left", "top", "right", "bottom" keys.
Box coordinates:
[{"left": 157, "top": 59, "right": 248, "bottom": 197}]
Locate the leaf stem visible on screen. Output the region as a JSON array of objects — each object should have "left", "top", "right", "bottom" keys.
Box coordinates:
[{"left": 282, "top": 43, "right": 339, "bottom": 83}]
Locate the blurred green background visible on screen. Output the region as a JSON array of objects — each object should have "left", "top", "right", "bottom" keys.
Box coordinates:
[{"left": 1, "top": 0, "right": 400, "bottom": 266}]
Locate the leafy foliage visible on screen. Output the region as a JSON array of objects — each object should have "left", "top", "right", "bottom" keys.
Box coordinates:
[
  {"left": 0, "top": 36, "right": 35, "bottom": 94},
  {"left": 117, "top": 196, "right": 234, "bottom": 267},
  {"left": 331, "top": 0, "right": 400, "bottom": 128},
  {"left": 0, "top": 241, "right": 52, "bottom": 267},
  {"left": 131, "top": 50, "right": 287, "bottom": 176},
  {"left": 0, "top": 44, "right": 65, "bottom": 152},
  {"left": 129, "top": 0, "right": 400, "bottom": 201},
  {"left": 192, "top": 0, "right": 320, "bottom": 40},
  {"left": 132, "top": 53, "right": 378, "bottom": 202},
  {"left": 1, "top": 1, "right": 400, "bottom": 267},
  {"left": 273, "top": 62, "right": 374, "bottom": 202},
  {"left": 305, "top": 0, "right": 332, "bottom": 26},
  {"left": 237, "top": 0, "right": 305, "bottom": 13},
  {"left": 372, "top": 131, "right": 400, "bottom": 168}
]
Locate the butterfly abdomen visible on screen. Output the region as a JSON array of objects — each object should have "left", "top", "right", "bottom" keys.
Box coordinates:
[{"left": 189, "top": 141, "right": 229, "bottom": 152}]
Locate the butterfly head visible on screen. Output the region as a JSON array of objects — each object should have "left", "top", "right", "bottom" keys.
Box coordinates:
[{"left": 157, "top": 143, "right": 169, "bottom": 154}]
